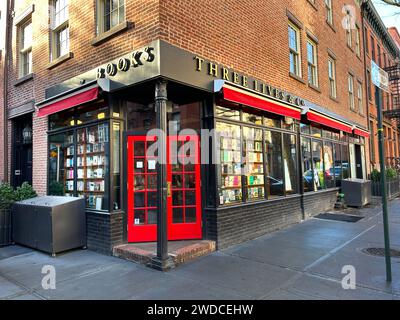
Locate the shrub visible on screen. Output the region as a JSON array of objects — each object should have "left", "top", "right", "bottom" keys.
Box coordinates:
[
  {"left": 0, "top": 182, "right": 37, "bottom": 210},
  {"left": 14, "top": 182, "right": 37, "bottom": 201},
  {"left": 0, "top": 183, "right": 16, "bottom": 210},
  {"left": 386, "top": 168, "right": 397, "bottom": 180},
  {"left": 370, "top": 168, "right": 398, "bottom": 181},
  {"left": 371, "top": 169, "right": 380, "bottom": 182}
]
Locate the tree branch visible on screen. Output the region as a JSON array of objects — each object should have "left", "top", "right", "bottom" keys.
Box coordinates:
[{"left": 381, "top": 0, "right": 400, "bottom": 7}]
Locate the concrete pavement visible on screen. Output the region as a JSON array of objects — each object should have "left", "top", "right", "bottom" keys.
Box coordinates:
[{"left": 0, "top": 199, "right": 399, "bottom": 300}]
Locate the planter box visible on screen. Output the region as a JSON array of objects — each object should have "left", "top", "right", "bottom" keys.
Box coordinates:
[{"left": 0, "top": 208, "right": 12, "bottom": 246}]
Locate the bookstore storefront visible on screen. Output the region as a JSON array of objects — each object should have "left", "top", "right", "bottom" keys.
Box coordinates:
[{"left": 37, "top": 40, "right": 369, "bottom": 252}]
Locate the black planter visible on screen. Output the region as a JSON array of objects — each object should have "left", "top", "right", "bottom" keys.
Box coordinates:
[{"left": 0, "top": 208, "right": 12, "bottom": 246}]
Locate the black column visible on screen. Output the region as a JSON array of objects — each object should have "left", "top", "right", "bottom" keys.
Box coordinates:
[{"left": 149, "top": 80, "right": 174, "bottom": 271}]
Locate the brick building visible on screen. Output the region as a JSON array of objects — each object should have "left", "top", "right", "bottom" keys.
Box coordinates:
[
  {"left": 361, "top": 1, "right": 400, "bottom": 171},
  {"left": 0, "top": 0, "right": 398, "bottom": 255}
]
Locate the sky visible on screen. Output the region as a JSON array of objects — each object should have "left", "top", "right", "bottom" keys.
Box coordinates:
[{"left": 372, "top": 0, "right": 400, "bottom": 28}]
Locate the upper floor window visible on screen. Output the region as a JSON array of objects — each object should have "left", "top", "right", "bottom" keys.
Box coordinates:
[
  {"left": 357, "top": 81, "right": 363, "bottom": 115},
  {"left": 97, "top": 0, "right": 125, "bottom": 34},
  {"left": 367, "top": 69, "right": 372, "bottom": 101},
  {"left": 288, "top": 23, "right": 301, "bottom": 77},
  {"left": 377, "top": 45, "right": 382, "bottom": 66},
  {"left": 348, "top": 74, "right": 355, "bottom": 111},
  {"left": 345, "top": 14, "right": 352, "bottom": 48},
  {"left": 19, "top": 20, "right": 32, "bottom": 77},
  {"left": 328, "top": 56, "right": 336, "bottom": 98},
  {"left": 51, "top": 0, "right": 69, "bottom": 60},
  {"left": 307, "top": 39, "right": 318, "bottom": 87},
  {"left": 355, "top": 25, "right": 361, "bottom": 57},
  {"left": 325, "top": 0, "right": 333, "bottom": 25},
  {"left": 370, "top": 36, "right": 375, "bottom": 61}
]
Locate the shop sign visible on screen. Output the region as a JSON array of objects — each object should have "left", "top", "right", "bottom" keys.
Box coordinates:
[
  {"left": 194, "top": 56, "right": 306, "bottom": 107},
  {"left": 96, "top": 47, "right": 156, "bottom": 79}
]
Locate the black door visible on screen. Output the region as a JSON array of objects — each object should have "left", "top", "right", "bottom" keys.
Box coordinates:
[
  {"left": 355, "top": 144, "right": 363, "bottom": 179},
  {"left": 12, "top": 115, "right": 33, "bottom": 187}
]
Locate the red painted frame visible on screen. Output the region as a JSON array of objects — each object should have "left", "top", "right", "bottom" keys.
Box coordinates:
[{"left": 127, "top": 134, "right": 202, "bottom": 242}]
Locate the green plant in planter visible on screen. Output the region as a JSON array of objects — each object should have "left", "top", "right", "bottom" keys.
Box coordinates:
[
  {"left": 386, "top": 167, "right": 397, "bottom": 180},
  {"left": 371, "top": 169, "right": 380, "bottom": 182},
  {"left": 0, "top": 183, "right": 16, "bottom": 210},
  {"left": 14, "top": 182, "right": 37, "bottom": 201}
]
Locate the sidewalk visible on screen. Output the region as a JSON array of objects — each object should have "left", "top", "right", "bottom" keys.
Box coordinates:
[{"left": 0, "top": 199, "right": 399, "bottom": 300}]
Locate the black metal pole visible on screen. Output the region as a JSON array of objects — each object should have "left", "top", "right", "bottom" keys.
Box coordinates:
[
  {"left": 376, "top": 87, "right": 392, "bottom": 282},
  {"left": 150, "top": 80, "right": 174, "bottom": 271}
]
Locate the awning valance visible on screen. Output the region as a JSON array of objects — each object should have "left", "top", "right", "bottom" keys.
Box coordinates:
[
  {"left": 354, "top": 128, "right": 370, "bottom": 138},
  {"left": 36, "top": 85, "right": 99, "bottom": 118},
  {"left": 306, "top": 110, "right": 353, "bottom": 133},
  {"left": 215, "top": 82, "right": 302, "bottom": 120}
]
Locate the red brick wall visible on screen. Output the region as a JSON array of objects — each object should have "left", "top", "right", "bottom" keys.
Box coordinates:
[
  {"left": 5, "top": 0, "right": 376, "bottom": 193},
  {"left": 159, "top": 0, "right": 369, "bottom": 167},
  {"left": 7, "top": 0, "right": 161, "bottom": 194},
  {"left": 363, "top": 19, "right": 399, "bottom": 170}
]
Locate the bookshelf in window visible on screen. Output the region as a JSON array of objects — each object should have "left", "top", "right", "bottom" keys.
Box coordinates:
[{"left": 217, "top": 122, "right": 242, "bottom": 205}]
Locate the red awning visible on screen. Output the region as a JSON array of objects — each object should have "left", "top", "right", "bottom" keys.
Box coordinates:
[
  {"left": 306, "top": 110, "right": 353, "bottom": 133},
  {"left": 37, "top": 86, "right": 99, "bottom": 118},
  {"left": 354, "top": 128, "right": 370, "bottom": 138},
  {"left": 220, "top": 84, "right": 302, "bottom": 120}
]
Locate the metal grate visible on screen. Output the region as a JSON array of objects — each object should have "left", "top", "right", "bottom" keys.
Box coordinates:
[{"left": 362, "top": 247, "right": 400, "bottom": 258}]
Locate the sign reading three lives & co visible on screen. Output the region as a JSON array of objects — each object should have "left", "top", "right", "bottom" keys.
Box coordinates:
[{"left": 194, "top": 56, "right": 306, "bottom": 107}]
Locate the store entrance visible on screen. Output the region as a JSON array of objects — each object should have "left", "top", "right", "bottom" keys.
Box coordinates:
[
  {"left": 127, "top": 134, "right": 202, "bottom": 242},
  {"left": 12, "top": 115, "right": 33, "bottom": 187}
]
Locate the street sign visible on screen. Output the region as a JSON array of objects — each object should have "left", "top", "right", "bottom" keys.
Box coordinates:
[{"left": 371, "top": 60, "right": 389, "bottom": 92}]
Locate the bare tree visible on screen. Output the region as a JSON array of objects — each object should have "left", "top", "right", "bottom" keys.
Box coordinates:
[{"left": 381, "top": 0, "right": 400, "bottom": 7}]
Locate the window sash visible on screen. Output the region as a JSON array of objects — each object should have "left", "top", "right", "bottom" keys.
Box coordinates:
[
  {"left": 328, "top": 58, "right": 336, "bottom": 97},
  {"left": 325, "top": 0, "right": 333, "bottom": 24},
  {"left": 99, "top": 0, "right": 125, "bottom": 33},
  {"left": 356, "top": 27, "right": 361, "bottom": 56},
  {"left": 307, "top": 40, "right": 318, "bottom": 86},
  {"left": 288, "top": 23, "right": 301, "bottom": 76},
  {"left": 348, "top": 75, "right": 354, "bottom": 110}
]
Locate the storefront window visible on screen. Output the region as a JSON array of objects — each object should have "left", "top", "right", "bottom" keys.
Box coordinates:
[
  {"left": 301, "top": 137, "right": 313, "bottom": 192},
  {"left": 311, "top": 125, "right": 322, "bottom": 138},
  {"left": 265, "top": 130, "right": 284, "bottom": 198},
  {"left": 283, "top": 134, "right": 298, "bottom": 195},
  {"left": 341, "top": 145, "right": 350, "bottom": 179},
  {"left": 49, "top": 131, "right": 74, "bottom": 196},
  {"left": 243, "top": 127, "right": 264, "bottom": 200},
  {"left": 127, "top": 102, "right": 156, "bottom": 131},
  {"left": 48, "top": 123, "right": 110, "bottom": 211},
  {"left": 112, "top": 122, "right": 121, "bottom": 210},
  {"left": 76, "top": 124, "right": 109, "bottom": 210},
  {"left": 334, "top": 143, "right": 342, "bottom": 186},
  {"left": 300, "top": 123, "right": 310, "bottom": 134},
  {"left": 281, "top": 118, "right": 295, "bottom": 131},
  {"left": 215, "top": 105, "right": 240, "bottom": 121},
  {"left": 243, "top": 112, "right": 262, "bottom": 125},
  {"left": 263, "top": 116, "right": 281, "bottom": 128},
  {"left": 312, "top": 140, "right": 324, "bottom": 190},
  {"left": 323, "top": 142, "right": 335, "bottom": 188},
  {"left": 49, "top": 108, "right": 75, "bottom": 131},
  {"left": 323, "top": 129, "right": 332, "bottom": 139},
  {"left": 217, "top": 122, "right": 242, "bottom": 205}
]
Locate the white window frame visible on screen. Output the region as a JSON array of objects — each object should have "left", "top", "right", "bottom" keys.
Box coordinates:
[
  {"left": 50, "top": 0, "right": 69, "bottom": 61},
  {"left": 357, "top": 81, "right": 363, "bottom": 115},
  {"left": 355, "top": 25, "right": 361, "bottom": 57},
  {"left": 19, "top": 19, "right": 32, "bottom": 77},
  {"left": 96, "top": 0, "right": 125, "bottom": 35},
  {"left": 307, "top": 39, "right": 318, "bottom": 87},
  {"left": 288, "top": 22, "right": 301, "bottom": 77},
  {"left": 348, "top": 74, "right": 355, "bottom": 110},
  {"left": 328, "top": 56, "right": 337, "bottom": 98},
  {"left": 325, "top": 0, "right": 333, "bottom": 25}
]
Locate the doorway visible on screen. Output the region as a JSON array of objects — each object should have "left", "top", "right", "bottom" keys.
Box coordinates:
[
  {"left": 12, "top": 115, "right": 33, "bottom": 187},
  {"left": 126, "top": 134, "right": 202, "bottom": 242}
]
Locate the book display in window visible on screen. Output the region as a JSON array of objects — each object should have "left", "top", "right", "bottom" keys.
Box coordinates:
[
  {"left": 64, "top": 133, "right": 75, "bottom": 197},
  {"left": 216, "top": 122, "right": 242, "bottom": 204},
  {"left": 75, "top": 124, "right": 109, "bottom": 210},
  {"left": 243, "top": 127, "right": 264, "bottom": 200}
]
